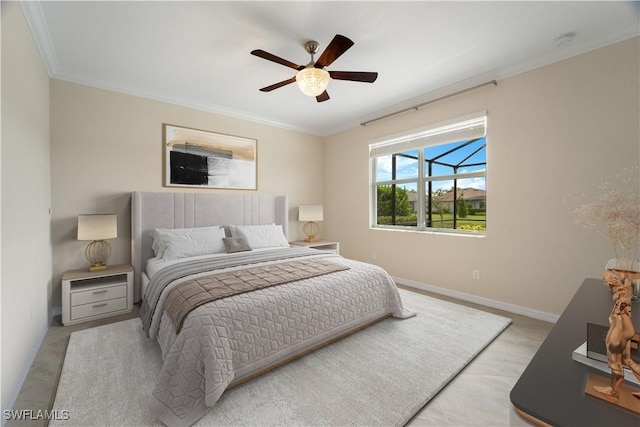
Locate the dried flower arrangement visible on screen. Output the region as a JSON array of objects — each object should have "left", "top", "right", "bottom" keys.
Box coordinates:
[{"left": 569, "top": 164, "right": 640, "bottom": 272}]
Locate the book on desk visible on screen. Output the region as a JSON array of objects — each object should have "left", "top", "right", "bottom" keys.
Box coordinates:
[{"left": 572, "top": 323, "right": 640, "bottom": 385}]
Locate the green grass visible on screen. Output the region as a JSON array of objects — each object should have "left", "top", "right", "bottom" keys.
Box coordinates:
[
  {"left": 430, "top": 213, "right": 485, "bottom": 226},
  {"left": 377, "top": 213, "right": 486, "bottom": 231}
]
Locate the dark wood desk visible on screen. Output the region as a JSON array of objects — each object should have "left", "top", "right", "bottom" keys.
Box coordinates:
[{"left": 510, "top": 278, "right": 640, "bottom": 426}]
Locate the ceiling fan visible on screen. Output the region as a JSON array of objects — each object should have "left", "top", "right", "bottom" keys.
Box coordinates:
[{"left": 251, "top": 34, "right": 378, "bottom": 103}]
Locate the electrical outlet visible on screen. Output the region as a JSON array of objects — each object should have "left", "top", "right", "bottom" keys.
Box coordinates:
[
  {"left": 472, "top": 270, "right": 480, "bottom": 280},
  {"left": 371, "top": 252, "right": 377, "bottom": 260}
]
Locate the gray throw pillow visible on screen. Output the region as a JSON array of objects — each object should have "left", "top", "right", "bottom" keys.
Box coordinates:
[{"left": 223, "top": 237, "right": 252, "bottom": 253}]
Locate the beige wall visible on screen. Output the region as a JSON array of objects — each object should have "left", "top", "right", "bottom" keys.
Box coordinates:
[
  {"left": 323, "top": 37, "right": 640, "bottom": 316},
  {"left": 50, "top": 80, "right": 324, "bottom": 308},
  {"left": 1, "top": 1, "right": 52, "bottom": 412}
]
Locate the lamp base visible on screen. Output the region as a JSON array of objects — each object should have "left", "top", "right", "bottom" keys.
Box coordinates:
[
  {"left": 85, "top": 240, "right": 112, "bottom": 272},
  {"left": 303, "top": 221, "right": 320, "bottom": 243},
  {"left": 89, "top": 263, "right": 108, "bottom": 272}
]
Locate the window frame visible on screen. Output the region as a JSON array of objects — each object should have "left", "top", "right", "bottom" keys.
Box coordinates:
[{"left": 369, "top": 112, "right": 487, "bottom": 235}]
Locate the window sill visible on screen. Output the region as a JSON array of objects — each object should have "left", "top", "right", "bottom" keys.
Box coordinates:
[{"left": 370, "top": 225, "right": 486, "bottom": 238}]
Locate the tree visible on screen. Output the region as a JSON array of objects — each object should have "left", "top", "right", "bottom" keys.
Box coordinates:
[
  {"left": 377, "top": 185, "right": 412, "bottom": 216},
  {"left": 457, "top": 191, "right": 469, "bottom": 218},
  {"left": 431, "top": 188, "right": 448, "bottom": 227}
]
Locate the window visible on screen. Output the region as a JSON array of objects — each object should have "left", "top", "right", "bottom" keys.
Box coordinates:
[{"left": 370, "top": 113, "right": 487, "bottom": 234}]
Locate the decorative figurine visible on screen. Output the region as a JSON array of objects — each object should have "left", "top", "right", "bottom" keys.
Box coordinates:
[{"left": 595, "top": 270, "right": 640, "bottom": 399}]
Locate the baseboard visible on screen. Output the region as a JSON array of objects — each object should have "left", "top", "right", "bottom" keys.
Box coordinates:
[
  {"left": 394, "top": 276, "right": 559, "bottom": 324},
  {"left": 1, "top": 318, "right": 49, "bottom": 426}
]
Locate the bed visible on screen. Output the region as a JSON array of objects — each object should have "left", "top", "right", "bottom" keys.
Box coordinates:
[{"left": 132, "top": 191, "right": 415, "bottom": 426}]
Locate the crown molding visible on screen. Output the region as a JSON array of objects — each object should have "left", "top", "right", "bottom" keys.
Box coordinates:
[{"left": 20, "top": 1, "right": 60, "bottom": 76}]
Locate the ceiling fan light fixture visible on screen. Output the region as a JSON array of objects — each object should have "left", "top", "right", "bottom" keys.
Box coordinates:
[
  {"left": 296, "top": 67, "right": 330, "bottom": 97},
  {"left": 252, "top": 34, "right": 375, "bottom": 102}
]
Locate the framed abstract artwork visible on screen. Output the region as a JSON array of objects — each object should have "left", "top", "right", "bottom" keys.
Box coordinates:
[{"left": 163, "top": 124, "right": 257, "bottom": 190}]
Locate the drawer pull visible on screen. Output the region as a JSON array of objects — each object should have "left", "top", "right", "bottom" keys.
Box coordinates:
[
  {"left": 92, "top": 290, "right": 108, "bottom": 294},
  {"left": 92, "top": 303, "right": 108, "bottom": 308}
]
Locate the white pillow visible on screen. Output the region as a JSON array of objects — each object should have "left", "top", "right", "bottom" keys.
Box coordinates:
[
  {"left": 152, "top": 226, "right": 220, "bottom": 258},
  {"left": 161, "top": 227, "right": 227, "bottom": 261},
  {"left": 229, "top": 224, "right": 289, "bottom": 249}
]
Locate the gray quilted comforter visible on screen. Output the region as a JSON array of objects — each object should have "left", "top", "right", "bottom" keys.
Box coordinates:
[{"left": 145, "top": 248, "right": 414, "bottom": 426}]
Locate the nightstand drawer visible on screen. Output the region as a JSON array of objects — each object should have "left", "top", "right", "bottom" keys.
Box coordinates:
[
  {"left": 71, "top": 297, "right": 127, "bottom": 321},
  {"left": 71, "top": 284, "right": 127, "bottom": 306}
]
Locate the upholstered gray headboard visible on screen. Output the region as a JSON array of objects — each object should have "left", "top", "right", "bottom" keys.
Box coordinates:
[{"left": 131, "top": 191, "right": 288, "bottom": 302}]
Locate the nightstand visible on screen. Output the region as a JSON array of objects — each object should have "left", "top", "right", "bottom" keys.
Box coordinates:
[
  {"left": 61, "top": 264, "right": 134, "bottom": 326},
  {"left": 289, "top": 239, "right": 340, "bottom": 255}
]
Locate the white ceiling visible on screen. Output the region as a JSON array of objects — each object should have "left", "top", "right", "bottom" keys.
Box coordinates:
[{"left": 23, "top": 1, "right": 639, "bottom": 136}]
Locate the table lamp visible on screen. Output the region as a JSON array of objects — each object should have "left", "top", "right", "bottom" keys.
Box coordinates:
[
  {"left": 77, "top": 214, "right": 117, "bottom": 271},
  {"left": 298, "top": 205, "right": 323, "bottom": 242}
]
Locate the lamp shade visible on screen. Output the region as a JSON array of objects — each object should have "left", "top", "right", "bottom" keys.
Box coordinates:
[
  {"left": 77, "top": 214, "right": 117, "bottom": 241},
  {"left": 298, "top": 205, "right": 323, "bottom": 222},
  {"left": 296, "top": 67, "right": 330, "bottom": 97}
]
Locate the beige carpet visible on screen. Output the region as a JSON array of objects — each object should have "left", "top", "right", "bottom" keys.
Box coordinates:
[{"left": 50, "top": 289, "right": 511, "bottom": 426}]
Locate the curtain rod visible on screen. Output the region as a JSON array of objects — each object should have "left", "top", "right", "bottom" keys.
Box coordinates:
[{"left": 360, "top": 80, "right": 498, "bottom": 127}]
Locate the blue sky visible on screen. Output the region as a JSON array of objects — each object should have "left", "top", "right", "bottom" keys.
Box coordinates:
[{"left": 376, "top": 137, "right": 486, "bottom": 192}]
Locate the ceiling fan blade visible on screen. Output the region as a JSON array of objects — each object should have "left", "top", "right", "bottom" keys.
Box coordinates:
[
  {"left": 316, "top": 91, "right": 330, "bottom": 102},
  {"left": 259, "top": 77, "right": 297, "bottom": 92},
  {"left": 329, "top": 71, "right": 378, "bottom": 83},
  {"left": 314, "top": 35, "right": 354, "bottom": 68},
  {"left": 251, "top": 49, "right": 304, "bottom": 71}
]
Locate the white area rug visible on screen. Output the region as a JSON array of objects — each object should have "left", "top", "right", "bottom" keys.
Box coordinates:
[{"left": 50, "top": 289, "right": 511, "bottom": 426}]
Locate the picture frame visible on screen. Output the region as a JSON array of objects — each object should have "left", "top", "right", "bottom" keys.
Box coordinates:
[{"left": 163, "top": 124, "right": 257, "bottom": 190}]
